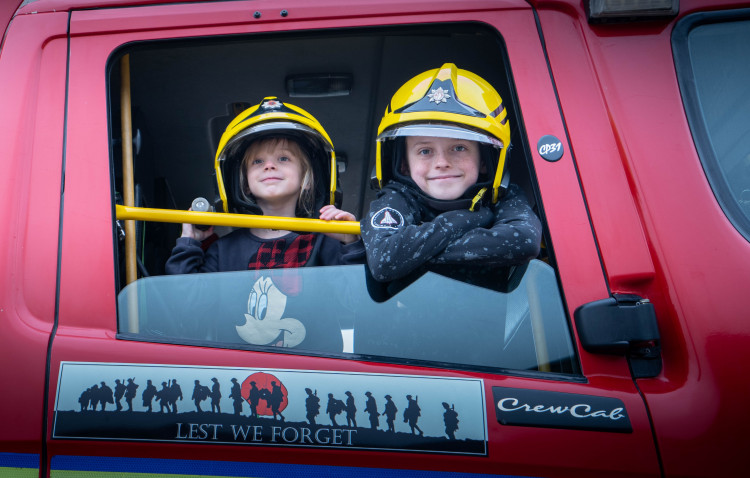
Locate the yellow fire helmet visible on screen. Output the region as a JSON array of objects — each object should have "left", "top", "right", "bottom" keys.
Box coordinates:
[
  {"left": 376, "top": 63, "right": 511, "bottom": 205},
  {"left": 214, "top": 96, "right": 337, "bottom": 216}
]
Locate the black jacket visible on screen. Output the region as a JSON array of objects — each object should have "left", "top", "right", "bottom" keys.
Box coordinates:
[{"left": 360, "top": 181, "right": 542, "bottom": 292}]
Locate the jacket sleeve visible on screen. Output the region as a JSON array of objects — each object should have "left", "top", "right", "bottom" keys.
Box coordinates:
[
  {"left": 312, "top": 235, "right": 366, "bottom": 266},
  {"left": 164, "top": 237, "right": 220, "bottom": 274},
  {"left": 430, "top": 184, "right": 542, "bottom": 266},
  {"left": 361, "top": 186, "right": 493, "bottom": 282},
  {"left": 339, "top": 239, "right": 366, "bottom": 265}
]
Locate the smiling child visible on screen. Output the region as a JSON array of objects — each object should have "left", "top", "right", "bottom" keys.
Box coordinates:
[
  {"left": 360, "top": 64, "right": 541, "bottom": 292},
  {"left": 166, "top": 97, "right": 362, "bottom": 274}
]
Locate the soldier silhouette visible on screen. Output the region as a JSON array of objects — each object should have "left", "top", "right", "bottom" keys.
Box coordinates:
[
  {"left": 114, "top": 379, "right": 126, "bottom": 411},
  {"left": 78, "top": 387, "right": 90, "bottom": 411},
  {"left": 125, "top": 378, "right": 138, "bottom": 412},
  {"left": 210, "top": 377, "right": 221, "bottom": 413},
  {"left": 326, "top": 393, "right": 344, "bottom": 426},
  {"left": 99, "top": 381, "right": 114, "bottom": 411},
  {"left": 88, "top": 384, "right": 100, "bottom": 410},
  {"left": 403, "top": 394, "right": 423, "bottom": 436},
  {"left": 157, "top": 381, "right": 171, "bottom": 413},
  {"left": 269, "top": 381, "right": 285, "bottom": 421},
  {"left": 364, "top": 391, "right": 379, "bottom": 430},
  {"left": 442, "top": 402, "right": 459, "bottom": 440},
  {"left": 345, "top": 391, "right": 357, "bottom": 427},
  {"left": 142, "top": 379, "right": 157, "bottom": 412},
  {"left": 382, "top": 394, "right": 397, "bottom": 433},
  {"left": 169, "top": 379, "right": 183, "bottom": 413},
  {"left": 192, "top": 379, "right": 208, "bottom": 412},
  {"left": 304, "top": 388, "right": 320, "bottom": 425},
  {"left": 248, "top": 381, "right": 261, "bottom": 418},
  {"left": 230, "top": 378, "right": 243, "bottom": 416}
]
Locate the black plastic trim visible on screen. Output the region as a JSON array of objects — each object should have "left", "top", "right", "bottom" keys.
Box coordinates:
[
  {"left": 574, "top": 294, "right": 659, "bottom": 355},
  {"left": 41, "top": 10, "right": 73, "bottom": 478}
]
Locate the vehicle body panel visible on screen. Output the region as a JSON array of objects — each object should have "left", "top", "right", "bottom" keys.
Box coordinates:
[
  {"left": 533, "top": 0, "right": 750, "bottom": 475},
  {"left": 0, "top": 0, "right": 748, "bottom": 477}
]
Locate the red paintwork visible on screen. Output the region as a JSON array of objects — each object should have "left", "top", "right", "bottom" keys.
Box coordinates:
[
  {"left": 530, "top": 1, "right": 750, "bottom": 475},
  {"left": 1, "top": 0, "right": 748, "bottom": 476},
  {"left": 0, "top": 7, "right": 68, "bottom": 456}
]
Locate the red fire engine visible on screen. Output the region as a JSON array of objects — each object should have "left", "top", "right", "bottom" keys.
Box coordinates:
[{"left": 1, "top": 0, "right": 749, "bottom": 476}]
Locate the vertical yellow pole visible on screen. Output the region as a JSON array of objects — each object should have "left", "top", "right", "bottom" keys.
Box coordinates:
[{"left": 120, "top": 54, "right": 139, "bottom": 333}]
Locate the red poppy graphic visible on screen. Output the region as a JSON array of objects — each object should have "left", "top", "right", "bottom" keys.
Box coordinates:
[{"left": 241, "top": 372, "right": 288, "bottom": 416}]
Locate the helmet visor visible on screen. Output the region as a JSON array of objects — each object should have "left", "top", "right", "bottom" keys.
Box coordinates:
[
  {"left": 218, "top": 121, "right": 332, "bottom": 162},
  {"left": 377, "top": 123, "right": 503, "bottom": 149}
]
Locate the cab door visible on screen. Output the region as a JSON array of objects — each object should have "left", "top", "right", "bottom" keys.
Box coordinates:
[
  {"left": 0, "top": 6, "right": 67, "bottom": 476},
  {"left": 47, "top": 0, "right": 660, "bottom": 476}
]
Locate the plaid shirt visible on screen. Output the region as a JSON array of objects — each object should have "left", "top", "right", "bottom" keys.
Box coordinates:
[
  {"left": 247, "top": 233, "right": 316, "bottom": 270},
  {"left": 166, "top": 229, "right": 363, "bottom": 276}
]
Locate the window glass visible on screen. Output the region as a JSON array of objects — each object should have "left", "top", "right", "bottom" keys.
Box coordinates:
[
  {"left": 674, "top": 13, "right": 750, "bottom": 240},
  {"left": 119, "top": 261, "right": 576, "bottom": 372},
  {"left": 111, "top": 24, "right": 579, "bottom": 375}
]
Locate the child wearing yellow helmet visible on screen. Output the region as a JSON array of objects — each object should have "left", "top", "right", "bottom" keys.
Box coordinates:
[
  {"left": 166, "top": 97, "right": 363, "bottom": 274},
  {"left": 361, "top": 64, "right": 542, "bottom": 292}
]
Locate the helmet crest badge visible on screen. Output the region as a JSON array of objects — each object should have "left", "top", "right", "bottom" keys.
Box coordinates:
[
  {"left": 261, "top": 99, "right": 283, "bottom": 110},
  {"left": 427, "top": 87, "right": 451, "bottom": 104}
]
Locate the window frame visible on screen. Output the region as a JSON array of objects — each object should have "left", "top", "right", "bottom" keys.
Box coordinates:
[
  {"left": 672, "top": 7, "right": 750, "bottom": 242},
  {"left": 106, "top": 22, "right": 582, "bottom": 379}
]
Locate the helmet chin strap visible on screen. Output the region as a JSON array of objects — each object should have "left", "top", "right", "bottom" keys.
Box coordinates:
[
  {"left": 412, "top": 187, "right": 489, "bottom": 212},
  {"left": 469, "top": 188, "right": 488, "bottom": 212},
  {"left": 413, "top": 183, "right": 489, "bottom": 212},
  {"left": 405, "top": 167, "right": 509, "bottom": 212},
  {"left": 492, "top": 146, "right": 509, "bottom": 203},
  {"left": 422, "top": 195, "right": 476, "bottom": 212}
]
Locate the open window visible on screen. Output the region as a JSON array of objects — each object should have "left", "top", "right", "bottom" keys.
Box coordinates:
[{"left": 110, "top": 23, "right": 580, "bottom": 376}]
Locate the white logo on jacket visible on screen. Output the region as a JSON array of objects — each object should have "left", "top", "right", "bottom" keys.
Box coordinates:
[{"left": 371, "top": 207, "right": 404, "bottom": 230}]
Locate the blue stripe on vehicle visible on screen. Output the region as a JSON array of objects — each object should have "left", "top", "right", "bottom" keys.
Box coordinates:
[
  {"left": 50, "top": 455, "right": 532, "bottom": 477},
  {"left": 0, "top": 452, "right": 39, "bottom": 468},
  {"left": 0, "top": 452, "right": 39, "bottom": 477}
]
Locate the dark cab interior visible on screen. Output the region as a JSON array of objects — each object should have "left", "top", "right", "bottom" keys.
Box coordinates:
[{"left": 108, "top": 23, "right": 536, "bottom": 278}]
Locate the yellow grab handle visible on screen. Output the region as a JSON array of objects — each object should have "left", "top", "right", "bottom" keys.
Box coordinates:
[{"left": 116, "top": 205, "right": 361, "bottom": 235}]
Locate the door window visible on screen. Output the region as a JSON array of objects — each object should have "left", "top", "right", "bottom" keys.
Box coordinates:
[{"left": 111, "top": 24, "right": 579, "bottom": 375}]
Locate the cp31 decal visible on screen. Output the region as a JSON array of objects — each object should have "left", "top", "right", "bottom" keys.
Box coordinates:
[{"left": 53, "top": 362, "right": 487, "bottom": 455}]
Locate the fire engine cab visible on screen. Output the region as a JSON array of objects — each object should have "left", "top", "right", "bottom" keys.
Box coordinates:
[{"left": 1, "top": 0, "right": 749, "bottom": 476}]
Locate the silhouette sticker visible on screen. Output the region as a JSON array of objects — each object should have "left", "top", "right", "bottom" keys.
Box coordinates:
[{"left": 53, "top": 362, "right": 487, "bottom": 455}]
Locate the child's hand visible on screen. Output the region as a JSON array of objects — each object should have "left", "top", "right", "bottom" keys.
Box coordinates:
[
  {"left": 319, "top": 205, "right": 359, "bottom": 244},
  {"left": 319, "top": 205, "right": 356, "bottom": 221},
  {"left": 180, "top": 208, "right": 215, "bottom": 242}
]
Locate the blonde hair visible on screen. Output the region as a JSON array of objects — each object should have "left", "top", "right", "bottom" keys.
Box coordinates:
[{"left": 239, "top": 136, "right": 315, "bottom": 216}]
